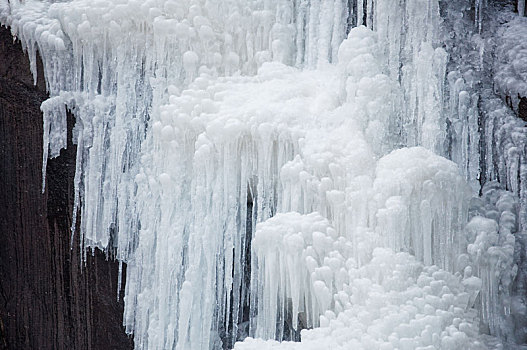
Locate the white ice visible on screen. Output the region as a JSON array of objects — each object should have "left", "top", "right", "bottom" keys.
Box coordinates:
[{"left": 0, "top": 0, "right": 523, "bottom": 349}]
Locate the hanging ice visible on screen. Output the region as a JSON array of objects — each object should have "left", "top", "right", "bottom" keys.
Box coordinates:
[{"left": 1, "top": 0, "right": 526, "bottom": 349}]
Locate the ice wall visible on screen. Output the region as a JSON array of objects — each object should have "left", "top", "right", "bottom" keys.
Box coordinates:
[
  {"left": 1, "top": 0, "right": 526, "bottom": 349},
  {"left": 1, "top": 0, "right": 350, "bottom": 253},
  {"left": 0, "top": 0, "right": 352, "bottom": 347},
  {"left": 494, "top": 15, "right": 527, "bottom": 118},
  {"left": 440, "top": 1, "right": 527, "bottom": 343},
  {"left": 373, "top": 0, "right": 447, "bottom": 154}
]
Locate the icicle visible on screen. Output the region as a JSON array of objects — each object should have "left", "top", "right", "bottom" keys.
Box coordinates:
[
  {"left": 2, "top": 0, "right": 521, "bottom": 349},
  {"left": 357, "top": 0, "right": 364, "bottom": 26}
]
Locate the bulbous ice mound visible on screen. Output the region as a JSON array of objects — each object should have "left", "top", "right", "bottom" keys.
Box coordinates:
[
  {"left": 373, "top": 147, "right": 471, "bottom": 270},
  {"left": 244, "top": 146, "right": 489, "bottom": 349},
  {"left": 240, "top": 249, "right": 486, "bottom": 350}
]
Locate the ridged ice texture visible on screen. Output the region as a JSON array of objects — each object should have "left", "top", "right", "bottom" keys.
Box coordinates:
[
  {"left": 478, "top": 94, "right": 527, "bottom": 343},
  {"left": 468, "top": 182, "right": 519, "bottom": 342},
  {"left": 127, "top": 26, "right": 390, "bottom": 346},
  {"left": 249, "top": 145, "right": 481, "bottom": 349},
  {"left": 239, "top": 249, "right": 489, "bottom": 350},
  {"left": 372, "top": 0, "right": 447, "bottom": 154},
  {"left": 1, "top": 0, "right": 524, "bottom": 349},
  {"left": 439, "top": 1, "right": 527, "bottom": 343},
  {"left": 0, "top": 0, "right": 349, "bottom": 252},
  {"left": 130, "top": 24, "right": 482, "bottom": 348},
  {"left": 494, "top": 16, "right": 527, "bottom": 115}
]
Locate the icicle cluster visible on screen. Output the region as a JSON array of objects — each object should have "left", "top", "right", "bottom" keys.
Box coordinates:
[
  {"left": 439, "top": 0, "right": 527, "bottom": 343},
  {"left": 494, "top": 16, "right": 527, "bottom": 115},
  {"left": 373, "top": 0, "right": 447, "bottom": 153},
  {"left": 239, "top": 248, "right": 488, "bottom": 350},
  {"left": 467, "top": 182, "right": 518, "bottom": 341},
  {"left": 2, "top": 0, "right": 527, "bottom": 349},
  {"left": 1, "top": 0, "right": 350, "bottom": 252}
]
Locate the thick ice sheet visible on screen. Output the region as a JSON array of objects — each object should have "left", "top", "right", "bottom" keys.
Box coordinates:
[{"left": 1, "top": 0, "right": 524, "bottom": 349}]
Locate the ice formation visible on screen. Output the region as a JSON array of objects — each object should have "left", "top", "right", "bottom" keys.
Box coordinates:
[
  {"left": 495, "top": 15, "right": 527, "bottom": 117},
  {"left": 1, "top": 0, "right": 527, "bottom": 349}
]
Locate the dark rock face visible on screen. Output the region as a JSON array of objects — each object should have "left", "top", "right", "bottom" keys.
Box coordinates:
[
  {"left": 0, "top": 26, "right": 133, "bottom": 350},
  {"left": 519, "top": 96, "right": 527, "bottom": 122}
]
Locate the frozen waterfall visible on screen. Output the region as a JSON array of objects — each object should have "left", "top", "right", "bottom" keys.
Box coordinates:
[{"left": 1, "top": 0, "right": 526, "bottom": 349}]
